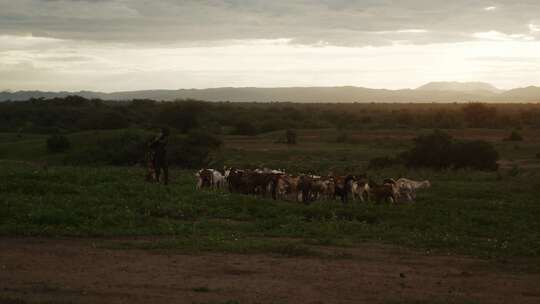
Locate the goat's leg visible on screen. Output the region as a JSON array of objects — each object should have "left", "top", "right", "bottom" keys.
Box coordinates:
[{"left": 358, "top": 190, "right": 365, "bottom": 203}]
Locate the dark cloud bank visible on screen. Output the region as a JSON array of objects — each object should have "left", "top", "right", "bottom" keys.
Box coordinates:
[{"left": 2, "top": 0, "right": 540, "bottom": 46}]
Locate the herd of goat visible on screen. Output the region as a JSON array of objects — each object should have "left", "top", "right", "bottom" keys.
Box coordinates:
[{"left": 196, "top": 168, "right": 431, "bottom": 204}]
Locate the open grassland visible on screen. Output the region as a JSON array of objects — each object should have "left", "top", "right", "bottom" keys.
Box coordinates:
[
  {"left": 2, "top": 128, "right": 540, "bottom": 303},
  {"left": 2, "top": 128, "right": 540, "bottom": 171},
  {"left": 2, "top": 160, "right": 540, "bottom": 260},
  {"left": 2, "top": 127, "right": 540, "bottom": 259}
]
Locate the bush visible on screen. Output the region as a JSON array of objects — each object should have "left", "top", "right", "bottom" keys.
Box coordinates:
[
  {"left": 401, "top": 130, "right": 454, "bottom": 169},
  {"left": 452, "top": 140, "right": 499, "bottom": 170},
  {"left": 64, "top": 130, "right": 147, "bottom": 165},
  {"left": 46, "top": 134, "right": 70, "bottom": 153},
  {"left": 61, "top": 129, "right": 223, "bottom": 168},
  {"left": 169, "top": 129, "right": 223, "bottom": 168},
  {"left": 184, "top": 129, "right": 222, "bottom": 149},
  {"left": 504, "top": 130, "right": 523, "bottom": 141},
  {"left": 402, "top": 130, "right": 499, "bottom": 171}
]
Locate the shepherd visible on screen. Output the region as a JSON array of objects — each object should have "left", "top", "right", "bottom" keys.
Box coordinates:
[{"left": 148, "top": 127, "right": 170, "bottom": 185}]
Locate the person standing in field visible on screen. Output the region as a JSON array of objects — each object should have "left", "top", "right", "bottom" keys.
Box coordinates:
[{"left": 149, "top": 127, "right": 170, "bottom": 185}]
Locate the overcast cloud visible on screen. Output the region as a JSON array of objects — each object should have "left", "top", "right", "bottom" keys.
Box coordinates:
[{"left": 1, "top": 0, "right": 540, "bottom": 91}]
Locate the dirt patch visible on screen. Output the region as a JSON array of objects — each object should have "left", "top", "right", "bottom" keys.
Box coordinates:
[{"left": 1, "top": 238, "right": 539, "bottom": 304}]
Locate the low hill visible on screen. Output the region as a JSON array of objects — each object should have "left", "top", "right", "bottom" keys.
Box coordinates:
[
  {"left": 1, "top": 82, "right": 539, "bottom": 102},
  {"left": 416, "top": 81, "right": 501, "bottom": 95},
  {"left": 499, "top": 86, "right": 540, "bottom": 102}
]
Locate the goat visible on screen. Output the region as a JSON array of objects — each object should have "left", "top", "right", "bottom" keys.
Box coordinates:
[{"left": 368, "top": 180, "right": 398, "bottom": 204}]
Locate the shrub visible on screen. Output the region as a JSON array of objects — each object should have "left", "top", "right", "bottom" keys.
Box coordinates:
[
  {"left": 46, "top": 134, "right": 70, "bottom": 153},
  {"left": 504, "top": 130, "right": 523, "bottom": 141},
  {"left": 401, "top": 130, "right": 454, "bottom": 169},
  {"left": 62, "top": 129, "right": 222, "bottom": 168},
  {"left": 64, "top": 130, "right": 147, "bottom": 165},
  {"left": 184, "top": 129, "right": 222, "bottom": 148},
  {"left": 452, "top": 140, "right": 499, "bottom": 170},
  {"left": 106, "top": 131, "right": 149, "bottom": 165},
  {"left": 168, "top": 129, "right": 223, "bottom": 168},
  {"left": 402, "top": 130, "right": 499, "bottom": 171}
]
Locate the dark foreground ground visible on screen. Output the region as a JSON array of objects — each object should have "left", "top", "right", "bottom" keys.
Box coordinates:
[{"left": 1, "top": 238, "right": 539, "bottom": 304}]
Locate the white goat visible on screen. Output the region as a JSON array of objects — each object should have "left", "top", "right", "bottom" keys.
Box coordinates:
[{"left": 395, "top": 178, "right": 431, "bottom": 202}]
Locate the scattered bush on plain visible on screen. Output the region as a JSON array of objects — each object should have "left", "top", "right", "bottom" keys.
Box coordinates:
[
  {"left": 169, "top": 129, "right": 223, "bottom": 168},
  {"left": 400, "top": 130, "right": 499, "bottom": 170}
]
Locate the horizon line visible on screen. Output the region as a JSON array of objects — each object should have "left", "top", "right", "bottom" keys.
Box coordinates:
[{"left": 4, "top": 82, "right": 540, "bottom": 94}]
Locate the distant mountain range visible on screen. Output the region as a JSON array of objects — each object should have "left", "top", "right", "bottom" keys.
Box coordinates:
[
  {"left": 416, "top": 81, "right": 502, "bottom": 94},
  {"left": 1, "top": 82, "right": 540, "bottom": 102}
]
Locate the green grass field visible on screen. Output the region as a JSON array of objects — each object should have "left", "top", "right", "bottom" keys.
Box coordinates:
[
  {"left": 4, "top": 128, "right": 539, "bottom": 170},
  {"left": 2, "top": 154, "right": 540, "bottom": 260},
  {"left": 2, "top": 128, "right": 540, "bottom": 260},
  {"left": 2, "top": 128, "right": 540, "bottom": 303}
]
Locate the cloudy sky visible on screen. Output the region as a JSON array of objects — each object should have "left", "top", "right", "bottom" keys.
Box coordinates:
[{"left": 1, "top": 0, "right": 540, "bottom": 92}]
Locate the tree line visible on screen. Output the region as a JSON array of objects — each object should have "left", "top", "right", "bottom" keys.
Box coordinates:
[{"left": 2, "top": 95, "right": 540, "bottom": 135}]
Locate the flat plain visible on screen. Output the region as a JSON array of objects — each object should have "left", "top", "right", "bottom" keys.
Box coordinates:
[{"left": 1, "top": 128, "right": 540, "bottom": 304}]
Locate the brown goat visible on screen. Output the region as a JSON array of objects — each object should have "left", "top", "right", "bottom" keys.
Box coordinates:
[{"left": 368, "top": 180, "right": 397, "bottom": 203}]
